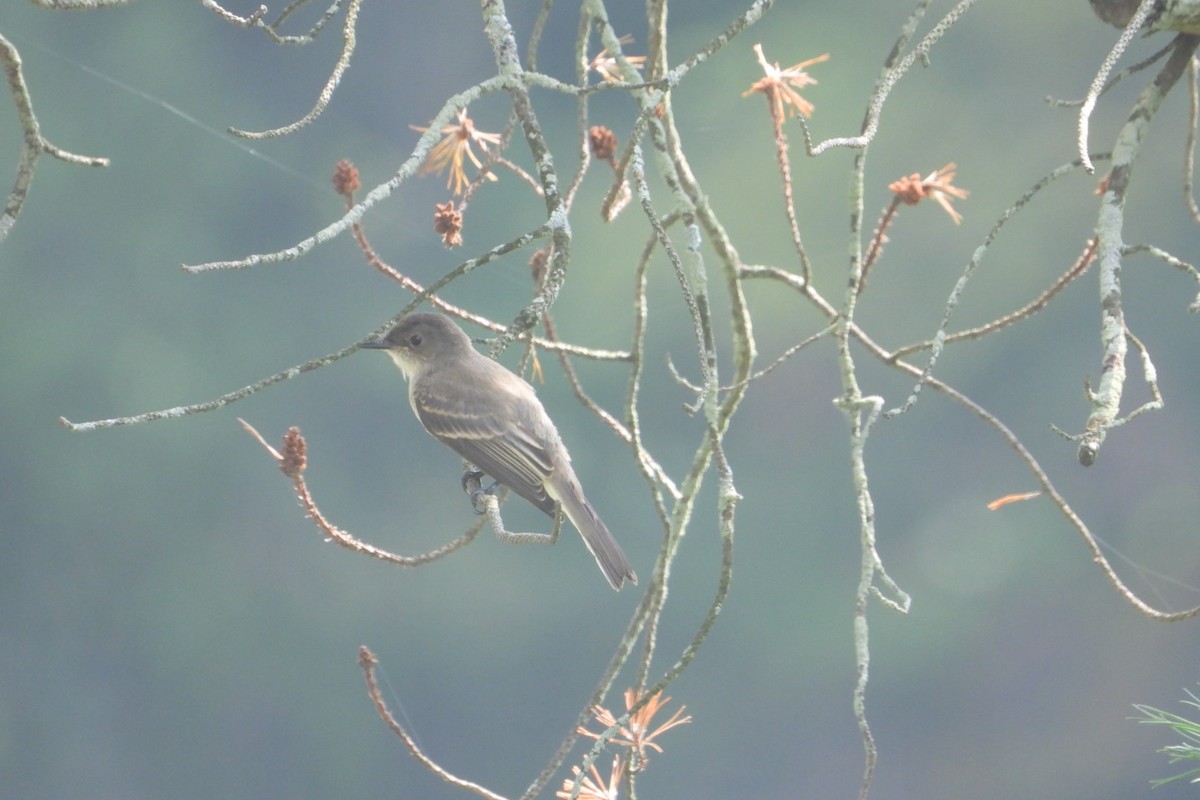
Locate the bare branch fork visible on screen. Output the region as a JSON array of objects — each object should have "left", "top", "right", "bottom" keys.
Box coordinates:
[
  {"left": 0, "top": 33, "right": 109, "bottom": 244},
  {"left": 1074, "top": 32, "right": 1200, "bottom": 465}
]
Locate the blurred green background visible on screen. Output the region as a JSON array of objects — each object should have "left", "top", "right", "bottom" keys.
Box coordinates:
[{"left": 4, "top": 2, "right": 1200, "bottom": 798}]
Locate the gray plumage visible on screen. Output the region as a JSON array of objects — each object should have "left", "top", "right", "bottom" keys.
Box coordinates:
[{"left": 362, "top": 312, "right": 637, "bottom": 590}]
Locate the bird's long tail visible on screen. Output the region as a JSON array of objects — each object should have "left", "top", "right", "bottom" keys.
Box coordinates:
[{"left": 556, "top": 483, "right": 637, "bottom": 591}]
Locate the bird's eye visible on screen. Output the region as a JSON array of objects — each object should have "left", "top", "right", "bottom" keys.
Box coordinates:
[{"left": 408, "top": 334, "right": 422, "bottom": 347}]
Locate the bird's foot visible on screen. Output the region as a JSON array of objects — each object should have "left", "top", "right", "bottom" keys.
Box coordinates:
[
  {"left": 460, "top": 469, "right": 485, "bottom": 497},
  {"left": 461, "top": 469, "right": 499, "bottom": 515}
]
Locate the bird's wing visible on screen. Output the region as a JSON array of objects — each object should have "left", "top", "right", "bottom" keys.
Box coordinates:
[{"left": 411, "top": 370, "right": 559, "bottom": 516}]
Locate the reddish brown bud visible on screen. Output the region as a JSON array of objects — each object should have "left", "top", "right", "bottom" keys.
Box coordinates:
[
  {"left": 332, "top": 159, "right": 361, "bottom": 196},
  {"left": 433, "top": 201, "right": 463, "bottom": 248},
  {"left": 280, "top": 427, "right": 307, "bottom": 477},
  {"left": 589, "top": 126, "right": 618, "bottom": 163},
  {"left": 529, "top": 247, "right": 550, "bottom": 285}
]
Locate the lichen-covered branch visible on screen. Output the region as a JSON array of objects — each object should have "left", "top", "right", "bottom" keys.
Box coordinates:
[
  {"left": 0, "top": 33, "right": 109, "bottom": 244},
  {"left": 1080, "top": 33, "right": 1199, "bottom": 465}
]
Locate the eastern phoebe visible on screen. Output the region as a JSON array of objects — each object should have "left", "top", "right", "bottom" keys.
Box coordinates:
[{"left": 362, "top": 312, "right": 637, "bottom": 590}]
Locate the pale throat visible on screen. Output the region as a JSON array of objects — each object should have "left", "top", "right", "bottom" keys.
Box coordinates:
[{"left": 385, "top": 350, "right": 418, "bottom": 381}]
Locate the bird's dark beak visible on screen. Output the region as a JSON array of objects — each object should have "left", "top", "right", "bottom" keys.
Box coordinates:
[{"left": 360, "top": 339, "right": 390, "bottom": 350}]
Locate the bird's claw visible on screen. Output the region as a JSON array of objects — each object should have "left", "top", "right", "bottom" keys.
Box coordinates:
[
  {"left": 462, "top": 469, "right": 499, "bottom": 515},
  {"left": 461, "top": 469, "right": 485, "bottom": 496},
  {"left": 470, "top": 484, "right": 501, "bottom": 515}
]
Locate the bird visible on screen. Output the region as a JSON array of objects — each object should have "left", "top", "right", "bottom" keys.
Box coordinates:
[{"left": 361, "top": 312, "right": 637, "bottom": 590}]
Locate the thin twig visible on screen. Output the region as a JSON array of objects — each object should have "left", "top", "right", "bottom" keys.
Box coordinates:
[
  {"left": 1046, "top": 40, "right": 1173, "bottom": 108},
  {"left": 797, "top": 0, "right": 980, "bottom": 156},
  {"left": 205, "top": 0, "right": 343, "bottom": 45},
  {"left": 240, "top": 420, "right": 482, "bottom": 564},
  {"left": 884, "top": 157, "right": 1105, "bottom": 418},
  {"left": 359, "top": 647, "right": 511, "bottom": 800},
  {"left": 1077, "top": 0, "right": 1163, "bottom": 172},
  {"left": 1186, "top": 55, "right": 1200, "bottom": 221},
  {"left": 0, "top": 33, "right": 109, "bottom": 243},
  {"left": 228, "top": 0, "right": 361, "bottom": 138}
]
